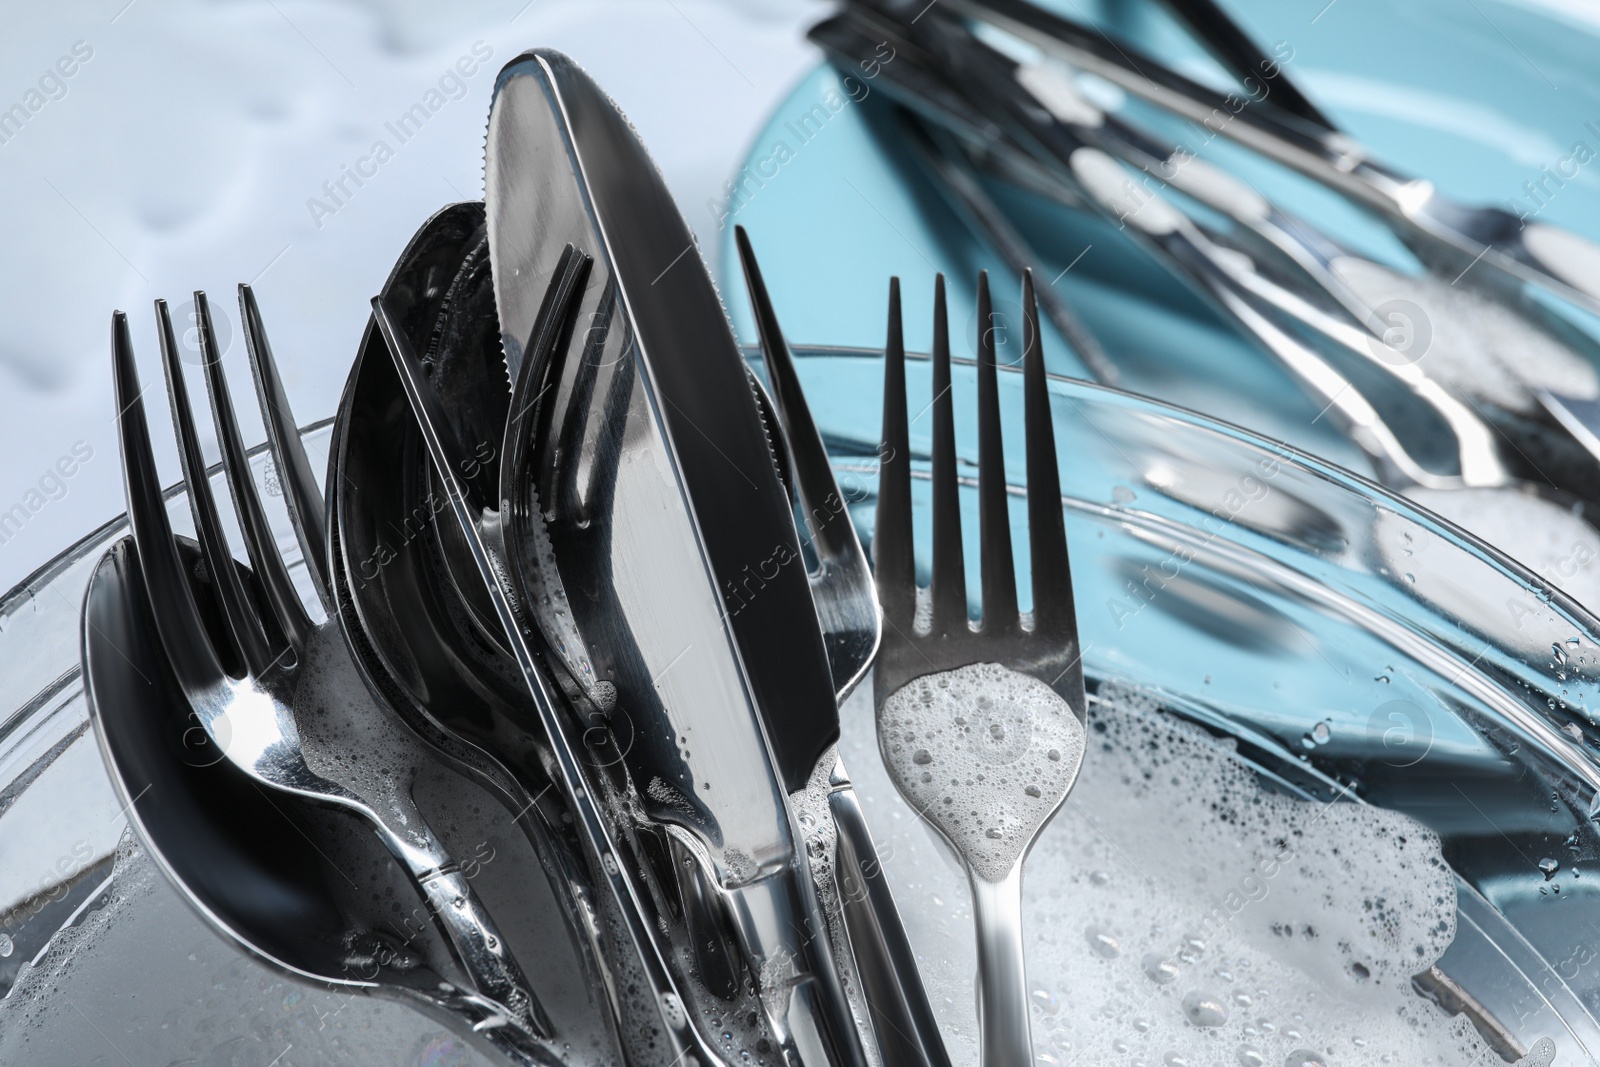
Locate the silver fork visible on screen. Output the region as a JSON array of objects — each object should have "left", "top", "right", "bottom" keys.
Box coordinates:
[
  {"left": 110, "top": 290, "right": 552, "bottom": 1052},
  {"left": 873, "top": 270, "right": 1087, "bottom": 1067}
]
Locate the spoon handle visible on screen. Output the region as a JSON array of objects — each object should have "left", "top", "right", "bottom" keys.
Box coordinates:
[{"left": 969, "top": 864, "right": 1034, "bottom": 1067}]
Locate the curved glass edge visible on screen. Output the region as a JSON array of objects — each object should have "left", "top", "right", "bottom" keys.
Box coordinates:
[
  {"left": 7, "top": 363, "right": 1600, "bottom": 1055},
  {"left": 0, "top": 420, "right": 335, "bottom": 745}
]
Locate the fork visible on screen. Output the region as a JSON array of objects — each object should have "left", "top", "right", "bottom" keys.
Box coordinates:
[
  {"left": 110, "top": 289, "right": 552, "bottom": 1054},
  {"left": 873, "top": 269, "right": 1088, "bottom": 1067}
]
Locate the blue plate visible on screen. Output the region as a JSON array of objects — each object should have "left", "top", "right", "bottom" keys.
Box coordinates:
[{"left": 717, "top": 0, "right": 1600, "bottom": 477}]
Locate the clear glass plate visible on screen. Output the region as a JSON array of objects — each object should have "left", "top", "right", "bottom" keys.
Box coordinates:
[
  {"left": 0, "top": 423, "right": 513, "bottom": 1067},
  {"left": 4, "top": 356, "right": 1600, "bottom": 1062}
]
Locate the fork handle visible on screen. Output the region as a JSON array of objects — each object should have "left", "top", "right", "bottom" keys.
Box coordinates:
[
  {"left": 969, "top": 864, "right": 1033, "bottom": 1067},
  {"left": 418, "top": 866, "right": 554, "bottom": 1040}
]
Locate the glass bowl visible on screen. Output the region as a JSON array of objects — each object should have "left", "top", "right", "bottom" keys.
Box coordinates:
[{"left": 3, "top": 354, "right": 1600, "bottom": 1062}]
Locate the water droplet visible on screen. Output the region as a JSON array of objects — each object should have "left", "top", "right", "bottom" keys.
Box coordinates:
[
  {"left": 1181, "top": 990, "right": 1229, "bottom": 1027},
  {"left": 1086, "top": 927, "right": 1121, "bottom": 958},
  {"left": 1300, "top": 721, "right": 1331, "bottom": 749},
  {"left": 0, "top": 934, "right": 11, "bottom": 958},
  {"left": 1142, "top": 953, "right": 1180, "bottom": 984},
  {"left": 1089, "top": 870, "right": 1111, "bottom": 886},
  {"left": 1030, "top": 987, "right": 1060, "bottom": 1015},
  {"left": 1235, "top": 1047, "right": 1264, "bottom": 1067},
  {"left": 659, "top": 991, "right": 686, "bottom": 1029},
  {"left": 913, "top": 749, "right": 933, "bottom": 766},
  {"left": 1539, "top": 857, "right": 1560, "bottom": 879},
  {"left": 1163, "top": 1054, "right": 1189, "bottom": 1067},
  {"left": 1283, "top": 1052, "right": 1328, "bottom": 1067}
]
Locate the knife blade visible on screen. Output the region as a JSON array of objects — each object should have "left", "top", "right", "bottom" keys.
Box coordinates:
[
  {"left": 485, "top": 50, "right": 868, "bottom": 1067},
  {"left": 735, "top": 226, "right": 952, "bottom": 1067}
]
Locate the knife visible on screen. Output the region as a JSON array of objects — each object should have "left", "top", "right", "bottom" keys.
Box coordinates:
[
  {"left": 736, "top": 226, "right": 953, "bottom": 1067},
  {"left": 485, "top": 50, "right": 868, "bottom": 1067}
]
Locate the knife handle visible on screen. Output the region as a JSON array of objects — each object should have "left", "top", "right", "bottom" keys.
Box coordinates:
[
  {"left": 830, "top": 787, "right": 953, "bottom": 1067},
  {"left": 725, "top": 866, "right": 871, "bottom": 1067}
]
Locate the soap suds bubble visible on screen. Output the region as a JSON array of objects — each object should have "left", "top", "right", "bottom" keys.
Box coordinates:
[
  {"left": 1331, "top": 258, "right": 1597, "bottom": 411},
  {"left": 290, "top": 624, "right": 442, "bottom": 852},
  {"left": 1403, "top": 486, "right": 1600, "bottom": 611},
  {"left": 1516, "top": 1035, "right": 1557, "bottom": 1065},
  {"left": 843, "top": 679, "right": 1514, "bottom": 1065},
  {"left": 877, "top": 663, "right": 1085, "bottom": 882}
]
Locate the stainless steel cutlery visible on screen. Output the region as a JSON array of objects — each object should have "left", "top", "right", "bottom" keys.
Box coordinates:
[
  {"left": 820, "top": 0, "right": 1600, "bottom": 582},
  {"left": 77, "top": 9, "right": 1600, "bottom": 1063},
  {"left": 950, "top": 0, "right": 1600, "bottom": 322},
  {"left": 328, "top": 201, "right": 626, "bottom": 1057},
  {"left": 815, "top": 7, "right": 1514, "bottom": 494},
  {"left": 873, "top": 270, "right": 1085, "bottom": 1067},
  {"left": 736, "top": 226, "right": 952, "bottom": 1067},
  {"left": 479, "top": 50, "right": 868, "bottom": 1067},
  {"left": 911, "top": 0, "right": 1600, "bottom": 498},
  {"left": 92, "top": 291, "right": 556, "bottom": 1065}
]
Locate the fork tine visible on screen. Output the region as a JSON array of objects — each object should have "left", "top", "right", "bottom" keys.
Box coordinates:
[
  {"left": 929, "top": 274, "right": 968, "bottom": 635},
  {"left": 159, "top": 299, "right": 277, "bottom": 677},
  {"left": 975, "top": 272, "right": 1018, "bottom": 634},
  {"left": 736, "top": 226, "right": 860, "bottom": 567},
  {"left": 197, "top": 291, "right": 315, "bottom": 657},
  {"left": 875, "top": 277, "right": 916, "bottom": 627},
  {"left": 1021, "top": 271, "right": 1074, "bottom": 633},
  {"left": 114, "top": 310, "right": 228, "bottom": 692},
  {"left": 240, "top": 284, "right": 331, "bottom": 611}
]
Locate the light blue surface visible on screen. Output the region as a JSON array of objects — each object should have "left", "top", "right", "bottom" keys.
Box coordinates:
[{"left": 718, "top": 0, "right": 1600, "bottom": 477}]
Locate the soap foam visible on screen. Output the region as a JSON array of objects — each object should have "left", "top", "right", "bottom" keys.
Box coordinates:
[
  {"left": 1405, "top": 485, "right": 1600, "bottom": 611},
  {"left": 1330, "top": 257, "right": 1597, "bottom": 411},
  {"left": 290, "top": 622, "right": 439, "bottom": 852},
  {"left": 878, "top": 663, "right": 1086, "bottom": 882},
  {"left": 844, "top": 679, "right": 1507, "bottom": 1066}
]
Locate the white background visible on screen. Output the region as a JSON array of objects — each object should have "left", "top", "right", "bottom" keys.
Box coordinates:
[{"left": 0, "top": 0, "right": 828, "bottom": 593}]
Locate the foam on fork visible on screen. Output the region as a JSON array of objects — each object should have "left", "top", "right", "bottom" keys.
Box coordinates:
[
  {"left": 848, "top": 680, "right": 1510, "bottom": 1065},
  {"left": 878, "top": 662, "right": 1085, "bottom": 883}
]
